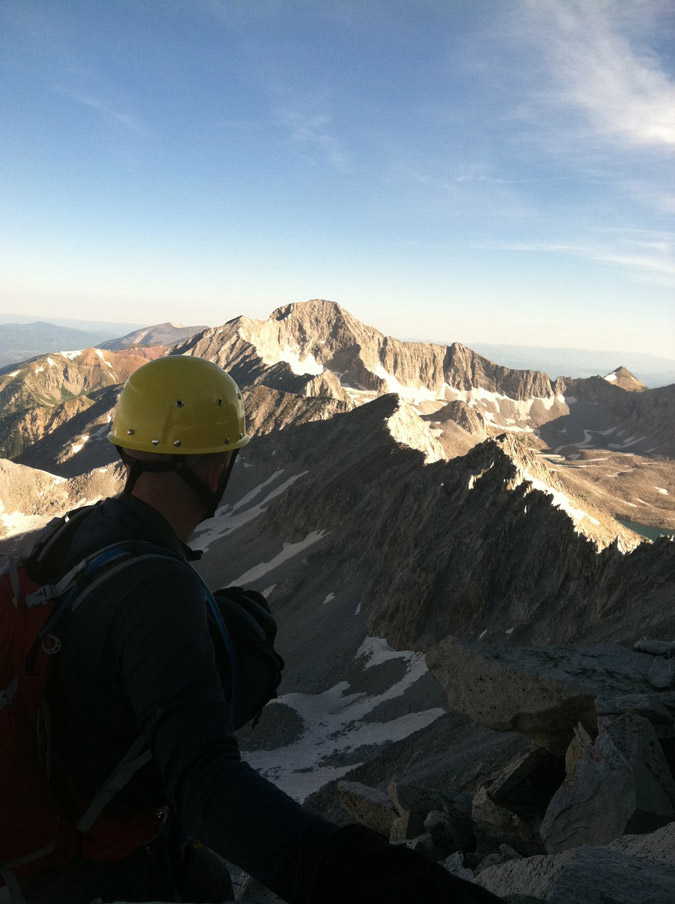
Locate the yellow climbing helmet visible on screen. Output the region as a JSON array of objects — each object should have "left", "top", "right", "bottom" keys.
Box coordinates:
[{"left": 108, "top": 355, "right": 250, "bottom": 455}]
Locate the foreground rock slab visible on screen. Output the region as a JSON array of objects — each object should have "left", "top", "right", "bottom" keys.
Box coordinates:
[
  {"left": 427, "top": 637, "right": 661, "bottom": 755},
  {"left": 477, "top": 822, "right": 675, "bottom": 903}
]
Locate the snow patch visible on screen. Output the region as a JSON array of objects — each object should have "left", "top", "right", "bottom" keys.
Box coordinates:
[
  {"left": 356, "top": 635, "right": 412, "bottom": 669},
  {"left": 281, "top": 346, "right": 324, "bottom": 376},
  {"left": 244, "top": 634, "right": 444, "bottom": 802},
  {"left": 230, "top": 470, "right": 286, "bottom": 513},
  {"left": 193, "top": 471, "right": 307, "bottom": 552},
  {"left": 605, "top": 373, "right": 617, "bottom": 382},
  {"left": 374, "top": 366, "right": 440, "bottom": 404},
  {"left": 60, "top": 350, "right": 82, "bottom": 360},
  {"left": 95, "top": 349, "right": 114, "bottom": 368},
  {"left": 321, "top": 592, "right": 336, "bottom": 605},
  {"left": 254, "top": 337, "right": 324, "bottom": 376},
  {"left": 657, "top": 487, "right": 669, "bottom": 495},
  {"left": 70, "top": 434, "right": 90, "bottom": 455},
  {"left": 232, "top": 531, "right": 327, "bottom": 584}
]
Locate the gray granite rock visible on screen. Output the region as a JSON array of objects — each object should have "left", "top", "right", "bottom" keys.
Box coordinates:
[
  {"left": 541, "top": 714, "right": 675, "bottom": 852},
  {"left": 476, "top": 843, "right": 675, "bottom": 903},
  {"left": 476, "top": 844, "right": 525, "bottom": 874},
  {"left": 649, "top": 656, "right": 675, "bottom": 689},
  {"left": 424, "top": 806, "right": 476, "bottom": 855},
  {"left": 389, "top": 810, "right": 427, "bottom": 842},
  {"left": 442, "top": 850, "right": 476, "bottom": 881},
  {"left": 387, "top": 781, "right": 449, "bottom": 817},
  {"left": 426, "top": 638, "right": 662, "bottom": 755},
  {"left": 606, "top": 820, "right": 675, "bottom": 865},
  {"left": 634, "top": 639, "right": 675, "bottom": 657},
  {"left": 336, "top": 780, "right": 398, "bottom": 837},
  {"left": 472, "top": 785, "right": 544, "bottom": 857}
]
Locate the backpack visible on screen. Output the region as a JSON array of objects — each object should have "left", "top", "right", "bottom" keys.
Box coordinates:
[{"left": 0, "top": 507, "right": 284, "bottom": 898}]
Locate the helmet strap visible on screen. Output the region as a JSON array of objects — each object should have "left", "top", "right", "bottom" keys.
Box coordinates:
[{"left": 209, "top": 449, "right": 238, "bottom": 517}]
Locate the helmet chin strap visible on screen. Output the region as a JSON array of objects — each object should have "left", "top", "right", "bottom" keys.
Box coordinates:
[{"left": 117, "top": 448, "right": 238, "bottom": 520}]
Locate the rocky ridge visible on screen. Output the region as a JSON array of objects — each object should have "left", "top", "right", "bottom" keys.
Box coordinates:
[
  {"left": 98, "top": 321, "right": 208, "bottom": 350},
  {"left": 0, "top": 457, "right": 123, "bottom": 551},
  {"left": 0, "top": 346, "right": 162, "bottom": 459}
]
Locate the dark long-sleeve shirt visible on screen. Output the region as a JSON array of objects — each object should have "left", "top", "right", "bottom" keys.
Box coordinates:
[{"left": 48, "top": 495, "right": 337, "bottom": 900}]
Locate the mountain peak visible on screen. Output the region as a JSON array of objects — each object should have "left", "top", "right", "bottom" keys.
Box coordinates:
[
  {"left": 270, "top": 298, "right": 353, "bottom": 329},
  {"left": 603, "top": 366, "right": 647, "bottom": 392}
]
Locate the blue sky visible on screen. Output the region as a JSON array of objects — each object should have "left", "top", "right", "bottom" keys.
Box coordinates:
[{"left": 2, "top": 0, "right": 674, "bottom": 357}]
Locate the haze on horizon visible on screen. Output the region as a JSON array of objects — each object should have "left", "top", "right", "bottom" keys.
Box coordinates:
[{"left": 2, "top": 0, "right": 674, "bottom": 358}]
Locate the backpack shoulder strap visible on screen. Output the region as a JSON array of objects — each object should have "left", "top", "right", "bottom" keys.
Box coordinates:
[{"left": 25, "top": 504, "right": 100, "bottom": 584}]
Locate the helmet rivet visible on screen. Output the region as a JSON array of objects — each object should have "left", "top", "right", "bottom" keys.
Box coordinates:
[
  {"left": 151, "top": 439, "right": 159, "bottom": 446},
  {"left": 216, "top": 398, "right": 223, "bottom": 406},
  {"left": 237, "top": 393, "right": 242, "bottom": 400},
  {"left": 173, "top": 440, "right": 181, "bottom": 447},
  {"left": 224, "top": 437, "right": 230, "bottom": 445},
  {"left": 127, "top": 429, "right": 134, "bottom": 435},
  {"left": 176, "top": 400, "right": 184, "bottom": 408},
  {"left": 239, "top": 432, "right": 243, "bottom": 439}
]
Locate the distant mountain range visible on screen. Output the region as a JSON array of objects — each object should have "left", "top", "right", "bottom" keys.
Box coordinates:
[
  {"left": 98, "top": 321, "right": 208, "bottom": 350},
  {"left": 0, "top": 319, "right": 206, "bottom": 370},
  {"left": 2, "top": 299, "right": 673, "bottom": 542},
  {"left": 460, "top": 342, "right": 675, "bottom": 389},
  {"left": 2, "top": 312, "right": 673, "bottom": 387}
]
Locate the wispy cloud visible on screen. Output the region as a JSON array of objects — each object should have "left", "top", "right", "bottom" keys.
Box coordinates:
[
  {"left": 524, "top": 0, "right": 675, "bottom": 150},
  {"left": 497, "top": 234, "right": 675, "bottom": 285},
  {"left": 275, "top": 103, "right": 349, "bottom": 172},
  {"left": 55, "top": 86, "right": 147, "bottom": 137}
]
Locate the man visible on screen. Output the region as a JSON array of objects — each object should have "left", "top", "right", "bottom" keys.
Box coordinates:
[{"left": 29, "top": 355, "right": 502, "bottom": 903}]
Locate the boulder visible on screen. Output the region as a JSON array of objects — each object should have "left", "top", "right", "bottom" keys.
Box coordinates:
[
  {"left": 485, "top": 747, "right": 564, "bottom": 813},
  {"left": 476, "top": 841, "right": 675, "bottom": 903},
  {"left": 387, "top": 781, "right": 453, "bottom": 817},
  {"left": 427, "top": 637, "right": 661, "bottom": 755},
  {"left": 540, "top": 714, "right": 675, "bottom": 852},
  {"left": 472, "top": 747, "right": 565, "bottom": 857},
  {"left": 596, "top": 693, "right": 675, "bottom": 737},
  {"left": 649, "top": 656, "right": 675, "bottom": 689},
  {"left": 442, "top": 850, "right": 476, "bottom": 881},
  {"left": 336, "top": 781, "right": 398, "bottom": 837},
  {"left": 607, "top": 820, "right": 675, "bottom": 865},
  {"left": 472, "top": 785, "right": 544, "bottom": 857},
  {"left": 424, "top": 808, "right": 475, "bottom": 856},
  {"left": 389, "top": 810, "right": 427, "bottom": 842},
  {"left": 475, "top": 844, "right": 524, "bottom": 874},
  {"left": 634, "top": 639, "right": 675, "bottom": 657}
]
